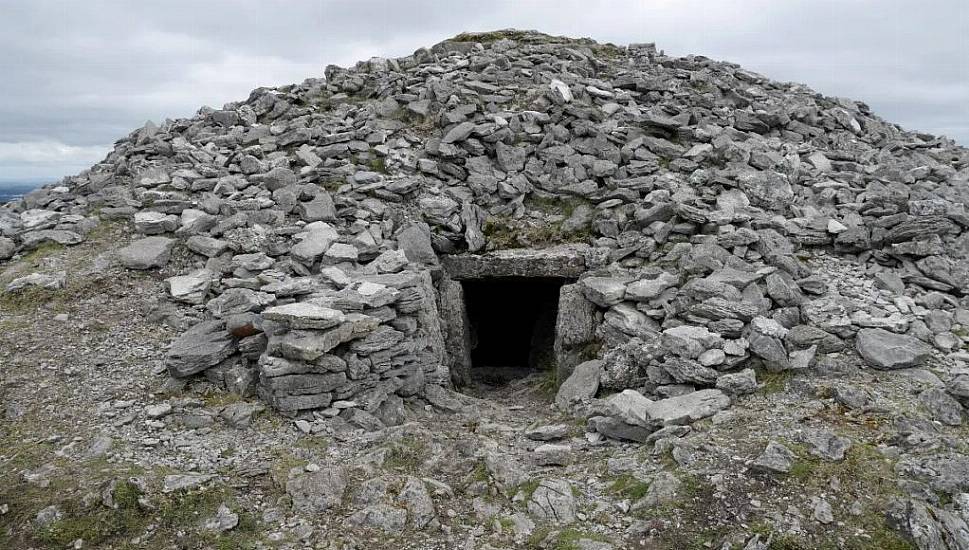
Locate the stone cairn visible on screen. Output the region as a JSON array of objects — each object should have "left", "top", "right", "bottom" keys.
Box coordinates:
[{"left": 1, "top": 30, "right": 968, "bottom": 437}]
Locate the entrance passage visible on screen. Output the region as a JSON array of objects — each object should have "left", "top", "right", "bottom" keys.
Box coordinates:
[{"left": 461, "top": 277, "right": 567, "bottom": 384}]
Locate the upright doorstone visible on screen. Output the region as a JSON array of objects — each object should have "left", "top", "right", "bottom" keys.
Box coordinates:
[
  {"left": 439, "top": 276, "right": 472, "bottom": 386},
  {"left": 554, "top": 283, "right": 598, "bottom": 382}
]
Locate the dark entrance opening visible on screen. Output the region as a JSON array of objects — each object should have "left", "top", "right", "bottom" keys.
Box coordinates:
[{"left": 461, "top": 277, "right": 567, "bottom": 384}]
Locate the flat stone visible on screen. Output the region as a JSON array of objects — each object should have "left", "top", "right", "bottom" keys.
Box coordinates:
[
  {"left": 166, "top": 320, "right": 236, "bottom": 377},
  {"left": 119, "top": 236, "right": 175, "bottom": 270},
  {"left": 716, "top": 369, "right": 758, "bottom": 396},
  {"left": 263, "top": 302, "right": 346, "bottom": 330},
  {"left": 662, "top": 325, "right": 723, "bottom": 359},
  {"left": 186, "top": 235, "right": 229, "bottom": 257},
  {"left": 134, "top": 211, "right": 179, "bottom": 234},
  {"left": 442, "top": 121, "right": 476, "bottom": 143},
  {"left": 20, "top": 229, "right": 84, "bottom": 250},
  {"left": 625, "top": 272, "right": 678, "bottom": 301},
  {"left": 206, "top": 288, "right": 275, "bottom": 318},
  {"left": 534, "top": 444, "right": 571, "bottom": 466},
  {"left": 645, "top": 389, "right": 731, "bottom": 426},
  {"left": 163, "top": 473, "right": 215, "bottom": 493},
  {"left": 751, "top": 441, "right": 795, "bottom": 474},
  {"left": 5, "top": 271, "right": 66, "bottom": 293},
  {"left": 291, "top": 225, "right": 338, "bottom": 263},
  {"left": 581, "top": 277, "right": 627, "bottom": 307},
  {"left": 525, "top": 424, "right": 570, "bottom": 441},
  {"left": 442, "top": 245, "right": 587, "bottom": 279},
  {"left": 526, "top": 478, "right": 576, "bottom": 524},
  {"left": 166, "top": 269, "right": 213, "bottom": 304},
  {"left": 856, "top": 328, "right": 933, "bottom": 369}
]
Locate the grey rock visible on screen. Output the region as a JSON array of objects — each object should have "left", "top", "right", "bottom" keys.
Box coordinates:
[
  {"left": 163, "top": 473, "right": 215, "bottom": 493},
  {"left": 398, "top": 476, "right": 436, "bottom": 528},
  {"left": 206, "top": 288, "right": 275, "bottom": 318},
  {"left": 5, "top": 271, "right": 66, "bottom": 293},
  {"left": 0, "top": 237, "right": 15, "bottom": 259},
  {"left": 919, "top": 387, "right": 964, "bottom": 426},
  {"left": 166, "top": 320, "right": 236, "bottom": 377},
  {"left": 748, "top": 316, "right": 791, "bottom": 371},
  {"left": 287, "top": 468, "right": 347, "bottom": 513},
  {"left": 186, "top": 235, "right": 229, "bottom": 257},
  {"left": 580, "top": 277, "right": 627, "bottom": 307},
  {"left": 716, "top": 369, "right": 758, "bottom": 396},
  {"left": 202, "top": 504, "right": 239, "bottom": 532},
  {"left": 631, "top": 472, "right": 682, "bottom": 511},
  {"left": 751, "top": 441, "right": 795, "bottom": 474},
  {"left": 166, "top": 269, "right": 213, "bottom": 304},
  {"left": 526, "top": 479, "right": 576, "bottom": 524},
  {"left": 291, "top": 225, "right": 338, "bottom": 263},
  {"left": 645, "top": 389, "right": 731, "bottom": 425},
  {"left": 801, "top": 430, "right": 852, "bottom": 461},
  {"left": 348, "top": 504, "right": 407, "bottom": 532},
  {"left": 263, "top": 302, "right": 345, "bottom": 330},
  {"left": 20, "top": 229, "right": 84, "bottom": 249},
  {"left": 534, "top": 443, "right": 571, "bottom": 466},
  {"left": 555, "top": 359, "right": 602, "bottom": 410},
  {"left": 118, "top": 236, "right": 175, "bottom": 270},
  {"left": 396, "top": 223, "right": 438, "bottom": 265},
  {"left": 525, "top": 424, "right": 570, "bottom": 441},
  {"left": 587, "top": 416, "right": 653, "bottom": 443},
  {"left": 661, "top": 325, "right": 723, "bottom": 359},
  {"left": 134, "top": 211, "right": 179, "bottom": 234},
  {"left": 442, "top": 121, "right": 476, "bottom": 143},
  {"left": 856, "top": 328, "right": 933, "bottom": 370}
]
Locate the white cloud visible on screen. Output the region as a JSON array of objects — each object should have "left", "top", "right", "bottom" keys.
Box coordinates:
[{"left": 0, "top": 141, "right": 111, "bottom": 166}]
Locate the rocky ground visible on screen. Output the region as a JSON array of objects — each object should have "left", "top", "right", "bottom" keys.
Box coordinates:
[{"left": 3, "top": 226, "right": 968, "bottom": 549}]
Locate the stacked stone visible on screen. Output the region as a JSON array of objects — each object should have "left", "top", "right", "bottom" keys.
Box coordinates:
[{"left": 257, "top": 270, "right": 444, "bottom": 414}]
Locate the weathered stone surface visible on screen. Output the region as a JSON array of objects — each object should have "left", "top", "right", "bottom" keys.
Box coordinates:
[
  {"left": 581, "top": 277, "right": 627, "bottom": 307},
  {"left": 555, "top": 360, "right": 602, "bottom": 410},
  {"left": 855, "top": 328, "right": 933, "bottom": 369},
  {"left": 206, "top": 288, "right": 275, "bottom": 318},
  {"left": 134, "top": 211, "right": 178, "bottom": 234},
  {"left": 166, "top": 269, "right": 213, "bottom": 304},
  {"left": 661, "top": 325, "right": 723, "bottom": 359},
  {"left": 645, "top": 389, "right": 731, "bottom": 425},
  {"left": 262, "top": 302, "right": 345, "bottom": 330},
  {"left": 166, "top": 320, "right": 236, "bottom": 377},
  {"left": 751, "top": 441, "right": 795, "bottom": 474},
  {"left": 442, "top": 245, "right": 588, "bottom": 280},
  {"left": 5, "top": 271, "right": 66, "bottom": 293},
  {"left": 286, "top": 468, "right": 347, "bottom": 513},
  {"left": 625, "top": 272, "right": 678, "bottom": 301},
  {"left": 526, "top": 479, "right": 576, "bottom": 524},
  {"left": 20, "top": 229, "right": 84, "bottom": 249},
  {"left": 119, "top": 236, "right": 175, "bottom": 270},
  {"left": 0, "top": 237, "right": 14, "bottom": 259},
  {"left": 919, "top": 387, "right": 964, "bottom": 426},
  {"left": 554, "top": 283, "right": 598, "bottom": 380}
]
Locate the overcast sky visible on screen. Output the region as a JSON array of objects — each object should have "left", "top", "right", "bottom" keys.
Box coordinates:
[{"left": 1, "top": 0, "right": 966, "bottom": 182}]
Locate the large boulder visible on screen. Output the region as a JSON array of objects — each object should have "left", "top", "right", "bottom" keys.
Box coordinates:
[{"left": 855, "top": 328, "right": 932, "bottom": 369}]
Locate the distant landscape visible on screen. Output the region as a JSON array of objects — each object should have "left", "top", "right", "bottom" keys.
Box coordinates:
[{"left": 0, "top": 181, "right": 46, "bottom": 203}]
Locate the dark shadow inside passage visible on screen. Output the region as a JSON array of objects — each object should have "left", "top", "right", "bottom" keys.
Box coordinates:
[{"left": 460, "top": 277, "right": 567, "bottom": 383}]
